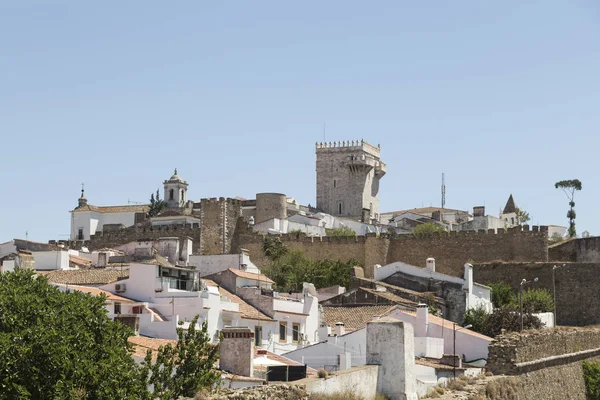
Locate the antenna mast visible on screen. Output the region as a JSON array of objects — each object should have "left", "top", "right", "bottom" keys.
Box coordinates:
[{"left": 441, "top": 173, "right": 446, "bottom": 209}]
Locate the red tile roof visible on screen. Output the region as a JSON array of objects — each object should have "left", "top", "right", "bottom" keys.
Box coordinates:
[
  {"left": 228, "top": 268, "right": 274, "bottom": 284},
  {"left": 203, "top": 279, "right": 274, "bottom": 322},
  {"left": 72, "top": 204, "right": 149, "bottom": 213},
  {"left": 322, "top": 305, "right": 397, "bottom": 331},
  {"left": 56, "top": 284, "right": 135, "bottom": 303}
]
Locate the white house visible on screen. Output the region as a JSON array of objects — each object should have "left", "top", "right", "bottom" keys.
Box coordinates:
[{"left": 0, "top": 239, "right": 71, "bottom": 271}]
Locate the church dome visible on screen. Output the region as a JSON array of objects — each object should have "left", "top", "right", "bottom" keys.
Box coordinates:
[{"left": 168, "top": 168, "right": 184, "bottom": 183}]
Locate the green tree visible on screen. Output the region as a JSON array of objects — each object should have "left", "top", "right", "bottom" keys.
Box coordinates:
[
  {"left": 0, "top": 269, "right": 148, "bottom": 399},
  {"left": 548, "top": 232, "right": 565, "bottom": 245},
  {"left": 148, "top": 189, "right": 166, "bottom": 218},
  {"left": 262, "top": 235, "right": 288, "bottom": 261},
  {"left": 464, "top": 306, "right": 490, "bottom": 334},
  {"left": 521, "top": 288, "right": 554, "bottom": 313},
  {"left": 412, "top": 223, "right": 446, "bottom": 236},
  {"left": 488, "top": 282, "right": 517, "bottom": 309},
  {"left": 515, "top": 207, "right": 530, "bottom": 226},
  {"left": 464, "top": 305, "right": 542, "bottom": 338},
  {"left": 555, "top": 179, "right": 583, "bottom": 238},
  {"left": 583, "top": 360, "right": 600, "bottom": 400},
  {"left": 140, "top": 316, "right": 221, "bottom": 399},
  {"left": 325, "top": 226, "right": 357, "bottom": 237}
]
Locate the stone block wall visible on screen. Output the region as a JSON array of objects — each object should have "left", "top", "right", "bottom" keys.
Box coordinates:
[
  {"left": 236, "top": 226, "right": 549, "bottom": 279},
  {"left": 473, "top": 262, "right": 600, "bottom": 326},
  {"left": 549, "top": 237, "right": 600, "bottom": 263},
  {"left": 487, "top": 328, "right": 600, "bottom": 400},
  {"left": 200, "top": 197, "right": 242, "bottom": 255}
]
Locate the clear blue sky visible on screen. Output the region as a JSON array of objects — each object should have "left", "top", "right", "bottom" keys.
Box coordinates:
[{"left": 1, "top": 1, "right": 599, "bottom": 242}]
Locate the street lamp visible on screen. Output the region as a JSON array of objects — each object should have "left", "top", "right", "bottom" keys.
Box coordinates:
[
  {"left": 453, "top": 323, "right": 473, "bottom": 379},
  {"left": 552, "top": 264, "right": 566, "bottom": 326},
  {"left": 520, "top": 277, "right": 539, "bottom": 332}
]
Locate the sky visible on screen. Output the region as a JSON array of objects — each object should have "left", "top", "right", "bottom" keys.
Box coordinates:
[{"left": 1, "top": 1, "right": 599, "bottom": 243}]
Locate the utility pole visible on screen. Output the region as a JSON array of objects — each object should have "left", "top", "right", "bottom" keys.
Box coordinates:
[{"left": 441, "top": 173, "right": 446, "bottom": 209}]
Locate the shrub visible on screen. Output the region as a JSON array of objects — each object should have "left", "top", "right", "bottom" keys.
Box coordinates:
[
  {"left": 520, "top": 288, "right": 554, "bottom": 313},
  {"left": 583, "top": 360, "right": 600, "bottom": 400},
  {"left": 488, "top": 282, "right": 517, "bottom": 308},
  {"left": 464, "top": 306, "right": 490, "bottom": 334},
  {"left": 464, "top": 305, "right": 543, "bottom": 337},
  {"left": 485, "top": 377, "right": 519, "bottom": 400},
  {"left": 412, "top": 223, "right": 446, "bottom": 236},
  {"left": 325, "top": 226, "right": 357, "bottom": 237},
  {"left": 317, "top": 368, "right": 328, "bottom": 379}
]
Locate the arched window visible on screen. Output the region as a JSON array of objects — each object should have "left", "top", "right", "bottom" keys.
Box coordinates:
[
  {"left": 511, "top": 217, "right": 515, "bottom": 225},
  {"left": 181, "top": 189, "right": 184, "bottom": 201},
  {"left": 169, "top": 189, "right": 174, "bottom": 200}
]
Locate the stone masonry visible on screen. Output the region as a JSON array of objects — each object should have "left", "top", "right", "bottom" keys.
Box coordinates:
[{"left": 315, "top": 140, "right": 386, "bottom": 222}]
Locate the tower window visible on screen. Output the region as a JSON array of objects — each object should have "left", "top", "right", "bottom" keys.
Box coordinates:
[
  {"left": 77, "top": 228, "right": 84, "bottom": 240},
  {"left": 181, "top": 189, "right": 184, "bottom": 200},
  {"left": 169, "top": 189, "right": 174, "bottom": 200},
  {"left": 334, "top": 180, "right": 336, "bottom": 188},
  {"left": 338, "top": 202, "right": 343, "bottom": 214}
]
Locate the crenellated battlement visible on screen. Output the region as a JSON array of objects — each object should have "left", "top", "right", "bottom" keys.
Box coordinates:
[{"left": 315, "top": 139, "right": 380, "bottom": 157}]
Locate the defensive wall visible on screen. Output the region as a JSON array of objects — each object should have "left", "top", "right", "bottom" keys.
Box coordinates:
[
  {"left": 488, "top": 327, "right": 600, "bottom": 399},
  {"left": 236, "top": 225, "right": 549, "bottom": 278},
  {"left": 72, "top": 197, "right": 242, "bottom": 256},
  {"left": 549, "top": 236, "right": 600, "bottom": 263},
  {"left": 473, "top": 262, "right": 600, "bottom": 326}
]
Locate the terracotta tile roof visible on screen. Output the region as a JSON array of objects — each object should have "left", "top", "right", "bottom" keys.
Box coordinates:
[
  {"left": 72, "top": 204, "right": 149, "bottom": 213},
  {"left": 37, "top": 269, "right": 129, "bottom": 285},
  {"left": 128, "top": 336, "right": 177, "bottom": 360},
  {"left": 359, "top": 287, "right": 419, "bottom": 307},
  {"left": 227, "top": 268, "right": 275, "bottom": 284},
  {"left": 203, "top": 279, "right": 274, "bottom": 322},
  {"left": 55, "top": 284, "right": 135, "bottom": 303},
  {"left": 69, "top": 254, "right": 92, "bottom": 268},
  {"left": 399, "top": 310, "right": 493, "bottom": 341},
  {"left": 322, "top": 305, "right": 397, "bottom": 331}
]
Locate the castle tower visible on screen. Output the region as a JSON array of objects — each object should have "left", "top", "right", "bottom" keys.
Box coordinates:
[
  {"left": 315, "top": 140, "right": 386, "bottom": 222},
  {"left": 163, "top": 169, "right": 189, "bottom": 208}
]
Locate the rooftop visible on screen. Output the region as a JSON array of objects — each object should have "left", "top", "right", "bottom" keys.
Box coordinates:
[
  {"left": 72, "top": 204, "right": 150, "bottom": 213},
  {"left": 37, "top": 269, "right": 129, "bottom": 285},
  {"left": 55, "top": 284, "right": 135, "bottom": 303},
  {"left": 322, "top": 305, "right": 397, "bottom": 331},
  {"left": 227, "top": 268, "right": 275, "bottom": 284},
  {"left": 203, "top": 279, "right": 274, "bottom": 322},
  {"left": 384, "top": 207, "right": 468, "bottom": 217}
]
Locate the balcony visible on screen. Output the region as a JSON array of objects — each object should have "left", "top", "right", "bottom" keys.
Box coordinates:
[{"left": 155, "top": 277, "right": 201, "bottom": 294}]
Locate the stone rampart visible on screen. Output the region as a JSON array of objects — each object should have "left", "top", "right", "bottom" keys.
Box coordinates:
[
  {"left": 473, "top": 262, "right": 600, "bottom": 326},
  {"left": 549, "top": 236, "right": 600, "bottom": 263},
  {"left": 487, "top": 328, "right": 600, "bottom": 400},
  {"left": 237, "top": 226, "right": 549, "bottom": 278}
]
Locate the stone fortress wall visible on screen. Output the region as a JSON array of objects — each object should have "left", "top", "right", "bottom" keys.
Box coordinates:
[
  {"left": 488, "top": 328, "right": 600, "bottom": 400},
  {"left": 235, "top": 225, "right": 549, "bottom": 278}
]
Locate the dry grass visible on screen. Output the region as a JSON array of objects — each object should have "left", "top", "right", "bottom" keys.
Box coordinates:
[
  {"left": 308, "top": 390, "right": 363, "bottom": 400},
  {"left": 485, "top": 377, "right": 519, "bottom": 400}
]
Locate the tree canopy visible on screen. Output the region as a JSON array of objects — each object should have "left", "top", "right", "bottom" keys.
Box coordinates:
[
  {"left": 555, "top": 179, "right": 582, "bottom": 238},
  {"left": 148, "top": 189, "right": 167, "bottom": 218},
  {"left": 413, "top": 222, "right": 446, "bottom": 236},
  {"left": 0, "top": 269, "right": 147, "bottom": 399},
  {"left": 0, "top": 269, "right": 221, "bottom": 400},
  {"left": 325, "top": 226, "right": 357, "bottom": 237}
]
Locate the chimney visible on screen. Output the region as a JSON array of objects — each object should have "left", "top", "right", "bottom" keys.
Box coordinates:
[
  {"left": 415, "top": 303, "right": 429, "bottom": 338},
  {"left": 464, "top": 263, "right": 473, "bottom": 295},
  {"left": 473, "top": 206, "right": 485, "bottom": 217},
  {"left": 334, "top": 322, "right": 346, "bottom": 336},
  {"left": 220, "top": 326, "right": 254, "bottom": 377},
  {"left": 318, "top": 324, "right": 331, "bottom": 340},
  {"left": 426, "top": 257, "right": 435, "bottom": 272}
]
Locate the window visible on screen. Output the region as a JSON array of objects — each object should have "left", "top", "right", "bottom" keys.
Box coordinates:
[
  {"left": 255, "top": 326, "right": 262, "bottom": 345},
  {"left": 114, "top": 302, "right": 121, "bottom": 314},
  {"left": 333, "top": 179, "right": 336, "bottom": 188},
  {"left": 180, "top": 189, "right": 184, "bottom": 201},
  {"left": 169, "top": 189, "right": 174, "bottom": 200},
  {"left": 511, "top": 217, "right": 515, "bottom": 225},
  {"left": 338, "top": 202, "right": 343, "bottom": 215},
  {"left": 77, "top": 228, "right": 84, "bottom": 240},
  {"left": 292, "top": 323, "right": 300, "bottom": 343},
  {"left": 279, "top": 322, "right": 287, "bottom": 342}
]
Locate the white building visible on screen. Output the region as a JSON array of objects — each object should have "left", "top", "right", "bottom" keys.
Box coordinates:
[{"left": 0, "top": 239, "right": 71, "bottom": 270}]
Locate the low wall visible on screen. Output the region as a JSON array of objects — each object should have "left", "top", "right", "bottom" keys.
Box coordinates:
[
  {"left": 473, "top": 262, "right": 600, "bottom": 326},
  {"left": 487, "top": 328, "right": 600, "bottom": 400},
  {"left": 297, "top": 365, "right": 379, "bottom": 399},
  {"left": 550, "top": 236, "right": 600, "bottom": 263}
]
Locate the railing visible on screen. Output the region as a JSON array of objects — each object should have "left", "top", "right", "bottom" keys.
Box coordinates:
[{"left": 155, "top": 277, "right": 200, "bottom": 292}]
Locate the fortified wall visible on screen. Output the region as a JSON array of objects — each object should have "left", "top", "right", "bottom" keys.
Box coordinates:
[
  {"left": 488, "top": 328, "right": 600, "bottom": 399},
  {"left": 74, "top": 197, "right": 242, "bottom": 256},
  {"left": 549, "top": 236, "right": 600, "bottom": 263},
  {"left": 473, "top": 261, "right": 600, "bottom": 326},
  {"left": 235, "top": 225, "right": 549, "bottom": 278}
]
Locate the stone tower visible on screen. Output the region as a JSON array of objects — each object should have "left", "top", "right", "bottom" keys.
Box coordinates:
[
  {"left": 163, "top": 169, "right": 188, "bottom": 208},
  {"left": 315, "top": 140, "right": 386, "bottom": 222}
]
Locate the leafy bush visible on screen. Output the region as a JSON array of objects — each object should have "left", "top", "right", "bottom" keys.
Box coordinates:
[
  {"left": 485, "top": 377, "right": 519, "bottom": 400},
  {"left": 464, "top": 306, "right": 490, "bottom": 334},
  {"left": 325, "top": 226, "right": 357, "bottom": 237},
  {"left": 583, "top": 360, "right": 600, "bottom": 400},
  {"left": 464, "top": 305, "right": 542, "bottom": 338},
  {"left": 317, "top": 368, "right": 328, "bottom": 379},
  {"left": 412, "top": 223, "right": 446, "bottom": 236},
  {"left": 520, "top": 288, "right": 554, "bottom": 313},
  {"left": 262, "top": 235, "right": 288, "bottom": 261},
  {"left": 488, "top": 282, "right": 517, "bottom": 309}
]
